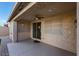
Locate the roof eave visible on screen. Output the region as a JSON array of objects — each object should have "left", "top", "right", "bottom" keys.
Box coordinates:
[{"left": 7, "top": 2, "right": 20, "bottom": 22}]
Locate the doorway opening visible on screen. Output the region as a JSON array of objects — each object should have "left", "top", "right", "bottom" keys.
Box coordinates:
[{"left": 32, "top": 22, "right": 41, "bottom": 40}]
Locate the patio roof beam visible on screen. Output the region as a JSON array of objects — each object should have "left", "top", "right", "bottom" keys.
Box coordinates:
[{"left": 10, "top": 2, "right": 37, "bottom": 22}]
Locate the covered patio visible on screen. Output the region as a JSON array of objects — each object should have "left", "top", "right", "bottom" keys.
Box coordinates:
[{"left": 8, "top": 2, "right": 76, "bottom": 56}]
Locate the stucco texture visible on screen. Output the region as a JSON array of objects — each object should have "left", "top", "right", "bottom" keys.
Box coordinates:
[{"left": 40, "top": 11, "right": 76, "bottom": 53}]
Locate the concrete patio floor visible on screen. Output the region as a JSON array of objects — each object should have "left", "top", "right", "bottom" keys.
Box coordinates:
[{"left": 7, "top": 39, "right": 76, "bottom": 56}]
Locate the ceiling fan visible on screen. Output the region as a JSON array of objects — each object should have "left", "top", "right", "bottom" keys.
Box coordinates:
[{"left": 35, "top": 15, "right": 44, "bottom": 20}]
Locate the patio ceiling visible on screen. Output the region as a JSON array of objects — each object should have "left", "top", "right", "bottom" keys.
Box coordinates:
[{"left": 16, "top": 2, "right": 76, "bottom": 21}]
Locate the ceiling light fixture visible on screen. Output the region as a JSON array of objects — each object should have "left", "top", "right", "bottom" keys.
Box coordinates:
[
  {"left": 48, "top": 8, "right": 56, "bottom": 12},
  {"left": 48, "top": 9, "right": 53, "bottom": 12}
]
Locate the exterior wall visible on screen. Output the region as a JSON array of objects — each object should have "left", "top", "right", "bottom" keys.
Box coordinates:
[
  {"left": 8, "top": 22, "right": 12, "bottom": 40},
  {"left": 31, "top": 11, "right": 76, "bottom": 53},
  {"left": 17, "top": 21, "right": 31, "bottom": 41},
  {"left": 77, "top": 2, "right": 79, "bottom": 55},
  {"left": 8, "top": 21, "right": 17, "bottom": 42}
]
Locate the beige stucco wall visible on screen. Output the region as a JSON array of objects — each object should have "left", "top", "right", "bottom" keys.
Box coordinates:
[
  {"left": 8, "top": 20, "right": 31, "bottom": 42},
  {"left": 31, "top": 11, "right": 76, "bottom": 53},
  {"left": 41, "top": 11, "right": 76, "bottom": 53},
  {"left": 17, "top": 21, "right": 31, "bottom": 41},
  {"left": 77, "top": 2, "right": 79, "bottom": 55},
  {"left": 8, "top": 21, "right": 17, "bottom": 42}
]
